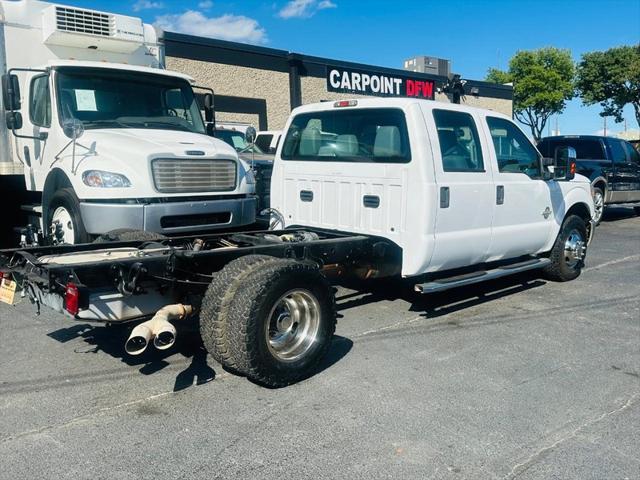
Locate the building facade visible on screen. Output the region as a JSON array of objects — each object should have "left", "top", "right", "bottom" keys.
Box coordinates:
[{"left": 163, "top": 32, "right": 513, "bottom": 131}]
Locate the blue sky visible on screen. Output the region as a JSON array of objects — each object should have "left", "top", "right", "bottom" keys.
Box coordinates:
[{"left": 62, "top": 0, "right": 640, "bottom": 137}]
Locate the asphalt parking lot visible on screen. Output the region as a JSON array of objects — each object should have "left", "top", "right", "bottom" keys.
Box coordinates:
[{"left": 1, "top": 208, "right": 638, "bottom": 480}]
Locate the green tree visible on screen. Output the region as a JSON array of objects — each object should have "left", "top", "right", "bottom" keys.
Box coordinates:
[
  {"left": 486, "top": 48, "right": 575, "bottom": 141},
  {"left": 576, "top": 45, "right": 640, "bottom": 128}
]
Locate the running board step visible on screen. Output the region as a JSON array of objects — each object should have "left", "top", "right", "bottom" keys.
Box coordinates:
[{"left": 414, "top": 258, "right": 551, "bottom": 294}]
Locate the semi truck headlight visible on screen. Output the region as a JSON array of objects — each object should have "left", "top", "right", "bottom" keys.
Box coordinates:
[{"left": 82, "top": 170, "right": 131, "bottom": 188}]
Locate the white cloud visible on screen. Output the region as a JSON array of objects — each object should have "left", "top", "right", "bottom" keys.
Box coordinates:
[
  {"left": 155, "top": 10, "right": 267, "bottom": 44},
  {"left": 198, "top": 0, "right": 213, "bottom": 8},
  {"left": 133, "top": 0, "right": 163, "bottom": 12},
  {"left": 278, "top": 0, "right": 336, "bottom": 19}
]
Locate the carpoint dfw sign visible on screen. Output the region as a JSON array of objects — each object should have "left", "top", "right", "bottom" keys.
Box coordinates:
[{"left": 326, "top": 66, "right": 436, "bottom": 100}]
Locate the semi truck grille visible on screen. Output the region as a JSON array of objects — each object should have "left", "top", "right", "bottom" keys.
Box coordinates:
[
  {"left": 151, "top": 159, "right": 237, "bottom": 193},
  {"left": 55, "top": 6, "right": 113, "bottom": 37}
]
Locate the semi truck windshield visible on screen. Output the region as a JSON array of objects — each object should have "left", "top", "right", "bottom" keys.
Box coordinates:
[{"left": 55, "top": 67, "right": 206, "bottom": 134}]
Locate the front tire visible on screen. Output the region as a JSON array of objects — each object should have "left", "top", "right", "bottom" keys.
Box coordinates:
[
  {"left": 47, "top": 188, "right": 89, "bottom": 245},
  {"left": 225, "top": 260, "right": 336, "bottom": 387},
  {"left": 543, "top": 215, "right": 588, "bottom": 282}
]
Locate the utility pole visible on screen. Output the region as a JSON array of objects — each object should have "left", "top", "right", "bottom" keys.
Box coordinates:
[
  {"left": 555, "top": 116, "right": 559, "bottom": 136},
  {"left": 604, "top": 116, "right": 607, "bottom": 137}
]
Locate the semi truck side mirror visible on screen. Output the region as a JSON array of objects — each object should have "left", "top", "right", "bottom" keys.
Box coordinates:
[
  {"left": 5, "top": 111, "right": 22, "bottom": 130},
  {"left": 554, "top": 146, "right": 577, "bottom": 181},
  {"left": 203, "top": 92, "right": 215, "bottom": 123},
  {"left": 1, "top": 73, "right": 21, "bottom": 111},
  {"left": 245, "top": 126, "right": 257, "bottom": 145}
]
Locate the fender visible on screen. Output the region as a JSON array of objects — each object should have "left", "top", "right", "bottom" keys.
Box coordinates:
[
  {"left": 543, "top": 183, "right": 594, "bottom": 252},
  {"left": 41, "top": 168, "right": 73, "bottom": 233}
]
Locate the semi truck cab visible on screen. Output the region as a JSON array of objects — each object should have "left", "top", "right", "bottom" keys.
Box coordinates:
[{"left": 0, "top": 1, "right": 256, "bottom": 245}]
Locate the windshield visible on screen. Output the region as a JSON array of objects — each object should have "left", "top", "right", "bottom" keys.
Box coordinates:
[
  {"left": 215, "top": 130, "right": 264, "bottom": 153},
  {"left": 55, "top": 67, "right": 206, "bottom": 134}
]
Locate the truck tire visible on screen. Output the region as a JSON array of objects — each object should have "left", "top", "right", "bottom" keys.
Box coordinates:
[
  {"left": 47, "top": 188, "right": 89, "bottom": 244},
  {"left": 543, "top": 215, "right": 588, "bottom": 282},
  {"left": 225, "top": 260, "right": 336, "bottom": 387},
  {"left": 592, "top": 187, "right": 605, "bottom": 225},
  {"left": 199, "top": 255, "right": 285, "bottom": 370},
  {"left": 93, "top": 229, "right": 167, "bottom": 243}
]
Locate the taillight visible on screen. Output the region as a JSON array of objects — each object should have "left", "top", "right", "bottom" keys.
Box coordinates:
[
  {"left": 570, "top": 161, "right": 577, "bottom": 175},
  {"left": 64, "top": 282, "right": 80, "bottom": 315}
]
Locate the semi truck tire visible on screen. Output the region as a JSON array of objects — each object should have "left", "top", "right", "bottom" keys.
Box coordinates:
[
  {"left": 225, "top": 259, "right": 336, "bottom": 387},
  {"left": 93, "top": 229, "right": 167, "bottom": 243},
  {"left": 543, "top": 215, "right": 588, "bottom": 282},
  {"left": 47, "top": 188, "right": 90, "bottom": 245},
  {"left": 200, "top": 255, "right": 285, "bottom": 371}
]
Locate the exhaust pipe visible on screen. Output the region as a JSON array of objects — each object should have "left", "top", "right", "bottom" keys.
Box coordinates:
[{"left": 125, "top": 304, "right": 193, "bottom": 355}]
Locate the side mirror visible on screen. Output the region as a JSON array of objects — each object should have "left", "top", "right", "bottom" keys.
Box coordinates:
[
  {"left": 554, "top": 146, "right": 577, "bottom": 181},
  {"left": 5, "top": 111, "right": 22, "bottom": 130},
  {"left": 203, "top": 92, "right": 214, "bottom": 123},
  {"left": 245, "top": 126, "right": 257, "bottom": 145},
  {"left": 1, "top": 73, "right": 21, "bottom": 111}
]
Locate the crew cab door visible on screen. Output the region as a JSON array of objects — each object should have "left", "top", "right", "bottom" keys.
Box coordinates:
[
  {"left": 423, "top": 107, "right": 495, "bottom": 271},
  {"left": 482, "top": 116, "right": 554, "bottom": 260},
  {"left": 607, "top": 138, "right": 640, "bottom": 202}
]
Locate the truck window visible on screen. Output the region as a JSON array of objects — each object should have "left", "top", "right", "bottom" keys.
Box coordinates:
[
  {"left": 29, "top": 75, "right": 51, "bottom": 128},
  {"left": 608, "top": 139, "right": 627, "bottom": 163},
  {"left": 433, "top": 110, "right": 484, "bottom": 172},
  {"left": 622, "top": 141, "right": 640, "bottom": 164},
  {"left": 55, "top": 67, "right": 205, "bottom": 134},
  {"left": 281, "top": 108, "right": 411, "bottom": 163},
  {"left": 255, "top": 134, "right": 273, "bottom": 152},
  {"left": 487, "top": 117, "right": 540, "bottom": 178},
  {"left": 537, "top": 138, "right": 605, "bottom": 160}
]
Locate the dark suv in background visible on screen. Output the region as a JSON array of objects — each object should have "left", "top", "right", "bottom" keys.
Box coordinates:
[{"left": 538, "top": 135, "right": 640, "bottom": 223}]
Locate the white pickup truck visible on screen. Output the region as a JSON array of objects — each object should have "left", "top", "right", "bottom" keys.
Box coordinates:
[{"left": 0, "top": 98, "right": 595, "bottom": 388}]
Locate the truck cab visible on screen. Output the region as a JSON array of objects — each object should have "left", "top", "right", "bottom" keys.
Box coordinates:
[
  {"left": 538, "top": 135, "right": 640, "bottom": 223},
  {"left": 0, "top": 1, "right": 256, "bottom": 245},
  {"left": 271, "top": 98, "right": 595, "bottom": 277}
]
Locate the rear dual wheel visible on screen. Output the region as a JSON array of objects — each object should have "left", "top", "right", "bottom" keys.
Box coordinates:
[{"left": 200, "top": 256, "right": 336, "bottom": 387}]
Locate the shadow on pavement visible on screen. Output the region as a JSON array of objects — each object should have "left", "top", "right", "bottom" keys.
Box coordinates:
[
  {"left": 336, "top": 271, "right": 547, "bottom": 320},
  {"left": 47, "top": 317, "right": 352, "bottom": 390},
  {"left": 601, "top": 206, "right": 640, "bottom": 223}
]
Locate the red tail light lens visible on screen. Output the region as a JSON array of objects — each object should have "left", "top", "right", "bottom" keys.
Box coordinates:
[
  {"left": 64, "top": 283, "right": 80, "bottom": 315},
  {"left": 570, "top": 161, "right": 577, "bottom": 175},
  {"left": 334, "top": 100, "right": 358, "bottom": 108}
]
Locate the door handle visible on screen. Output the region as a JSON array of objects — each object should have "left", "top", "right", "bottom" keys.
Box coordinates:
[
  {"left": 363, "top": 195, "right": 380, "bottom": 208},
  {"left": 496, "top": 185, "right": 504, "bottom": 205},
  {"left": 300, "top": 190, "right": 313, "bottom": 202},
  {"left": 440, "top": 186, "right": 450, "bottom": 208}
]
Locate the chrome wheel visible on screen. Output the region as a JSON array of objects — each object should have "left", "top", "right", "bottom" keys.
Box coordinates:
[
  {"left": 265, "top": 289, "right": 321, "bottom": 362},
  {"left": 593, "top": 190, "right": 604, "bottom": 223},
  {"left": 51, "top": 206, "right": 75, "bottom": 244},
  {"left": 564, "top": 229, "right": 586, "bottom": 268}
]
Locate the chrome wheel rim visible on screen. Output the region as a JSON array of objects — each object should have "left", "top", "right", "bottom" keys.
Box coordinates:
[
  {"left": 593, "top": 191, "right": 604, "bottom": 223},
  {"left": 51, "top": 206, "right": 75, "bottom": 245},
  {"left": 564, "top": 229, "right": 586, "bottom": 268},
  {"left": 265, "top": 289, "right": 321, "bottom": 362}
]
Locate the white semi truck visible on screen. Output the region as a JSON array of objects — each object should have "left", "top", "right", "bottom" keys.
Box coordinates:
[{"left": 0, "top": 0, "right": 256, "bottom": 246}]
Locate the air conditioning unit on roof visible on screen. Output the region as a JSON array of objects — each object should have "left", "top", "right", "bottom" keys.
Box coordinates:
[{"left": 42, "top": 4, "right": 145, "bottom": 53}]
